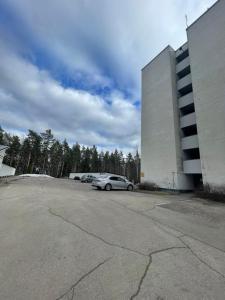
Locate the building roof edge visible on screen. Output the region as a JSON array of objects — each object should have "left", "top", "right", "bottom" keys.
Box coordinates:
[
  {"left": 141, "top": 45, "right": 174, "bottom": 71},
  {"left": 186, "top": 0, "right": 220, "bottom": 31}
]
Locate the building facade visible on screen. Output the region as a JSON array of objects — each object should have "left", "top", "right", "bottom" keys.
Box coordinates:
[{"left": 141, "top": 0, "right": 225, "bottom": 190}]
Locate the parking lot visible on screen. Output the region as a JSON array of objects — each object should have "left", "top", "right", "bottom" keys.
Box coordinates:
[{"left": 0, "top": 176, "right": 225, "bottom": 300}]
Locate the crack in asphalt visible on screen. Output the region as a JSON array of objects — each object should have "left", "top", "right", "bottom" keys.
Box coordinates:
[
  {"left": 107, "top": 198, "right": 225, "bottom": 281},
  {"left": 107, "top": 198, "right": 225, "bottom": 254},
  {"left": 56, "top": 257, "right": 112, "bottom": 300},
  {"left": 70, "top": 287, "right": 75, "bottom": 300},
  {"left": 130, "top": 246, "right": 187, "bottom": 300},
  {"left": 180, "top": 237, "right": 225, "bottom": 279},
  {"left": 48, "top": 207, "right": 193, "bottom": 299},
  {"left": 48, "top": 208, "right": 147, "bottom": 257},
  {"left": 147, "top": 213, "right": 225, "bottom": 254},
  {"left": 107, "top": 198, "right": 187, "bottom": 240},
  {"left": 49, "top": 200, "right": 225, "bottom": 300},
  {"left": 130, "top": 255, "right": 152, "bottom": 300}
]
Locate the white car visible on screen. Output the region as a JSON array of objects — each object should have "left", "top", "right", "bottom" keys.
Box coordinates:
[{"left": 92, "top": 175, "right": 134, "bottom": 191}]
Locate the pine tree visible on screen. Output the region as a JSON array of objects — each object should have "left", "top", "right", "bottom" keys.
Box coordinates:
[
  {"left": 0, "top": 126, "right": 4, "bottom": 144},
  {"left": 60, "top": 139, "right": 71, "bottom": 177},
  {"left": 125, "top": 152, "right": 139, "bottom": 183},
  {"left": 2, "top": 132, "right": 11, "bottom": 146},
  {"left": 5, "top": 136, "right": 21, "bottom": 168},
  {"left": 103, "top": 151, "right": 110, "bottom": 172},
  {"left": 109, "top": 152, "right": 115, "bottom": 173},
  {"left": 28, "top": 130, "right": 42, "bottom": 173},
  {"left": 80, "top": 146, "right": 91, "bottom": 172},
  {"left": 99, "top": 151, "right": 105, "bottom": 173},
  {"left": 49, "top": 140, "right": 63, "bottom": 177},
  {"left": 134, "top": 150, "right": 141, "bottom": 183},
  {"left": 90, "top": 145, "right": 99, "bottom": 172},
  {"left": 125, "top": 153, "right": 134, "bottom": 181},
  {"left": 71, "top": 143, "right": 81, "bottom": 172},
  {"left": 17, "top": 138, "right": 31, "bottom": 174},
  {"left": 114, "top": 149, "right": 121, "bottom": 175},
  {"left": 119, "top": 151, "right": 125, "bottom": 176},
  {"left": 40, "top": 129, "right": 55, "bottom": 173}
]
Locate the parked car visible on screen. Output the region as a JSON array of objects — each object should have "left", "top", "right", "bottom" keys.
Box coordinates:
[
  {"left": 92, "top": 175, "right": 134, "bottom": 191},
  {"left": 73, "top": 176, "right": 80, "bottom": 180},
  {"left": 81, "top": 175, "right": 97, "bottom": 183},
  {"left": 80, "top": 175, "right": 87, "bottom": 182}
]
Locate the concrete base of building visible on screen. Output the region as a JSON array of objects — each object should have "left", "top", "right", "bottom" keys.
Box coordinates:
[{"left": 141, "top": 172, "right": 196, "bottom": 191}]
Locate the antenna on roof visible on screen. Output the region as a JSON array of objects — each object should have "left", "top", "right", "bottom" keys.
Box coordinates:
[{"left": 185, "top": 14, "right": 188, "bottom": 28}]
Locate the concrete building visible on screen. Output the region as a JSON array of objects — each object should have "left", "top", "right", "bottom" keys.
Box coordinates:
[
  {"left": 141, "top": 0, "right": 225, "bottom": 191},
  {"left": 0, "top": 145, "right": 16, "bottom": 177}
]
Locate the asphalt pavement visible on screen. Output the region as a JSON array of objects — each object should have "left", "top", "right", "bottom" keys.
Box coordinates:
[{"left": 0, "top": 176, "right": 225, "bottom": 300}]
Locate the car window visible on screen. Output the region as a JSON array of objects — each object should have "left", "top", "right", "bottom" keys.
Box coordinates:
[
  {"left": 117, "top": 177, "right": 125, "bottom": 182},
  {"left": 109, "top": 176, "right": 118, "bottom": 181}
]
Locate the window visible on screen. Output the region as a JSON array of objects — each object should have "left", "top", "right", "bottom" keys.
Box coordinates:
[
  {"left": 178, "top": 84, "right": 193, "bottom": 97},
  {"left": 180, "top": 103, "right": 195, "bottom": 116},
  {"left": 176, "top": 49, "right": 189, "bottom": 63},
  {"left": 177, "top": 66, "right": 191, "bottom": 80},
  {"left": 182, "top": 124, "right": 198, "bottom": 137},
  {"left": 109, "top": 176, "right": 118, "bottom": 181},
  {"left": 183, "top": 148, "right": 200, "bottom": 160},
  {"left": 117, "top": 177, "right": 125, "bottom": 182},
  {"left": 109, "top": 176, "right": 125, "bottom": 182}
]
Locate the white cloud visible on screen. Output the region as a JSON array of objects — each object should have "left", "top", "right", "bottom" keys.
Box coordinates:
[
  {"left": 3, "top": 0, "right": 217, "bottom": 94},
  {"left": 0, "top": 44, "right": 140, "bottom": 152}
]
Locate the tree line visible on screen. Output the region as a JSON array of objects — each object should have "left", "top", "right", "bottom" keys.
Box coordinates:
[{"left": 0, "top": 126, "right": 140, "bottom": 182}]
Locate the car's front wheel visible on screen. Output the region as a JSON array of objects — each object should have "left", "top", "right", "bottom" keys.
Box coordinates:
[
  {"left": 127, "top": 184, "right": 133, "bottom": 191},
  {"left": 105, "top": 183, "right": 112, "bottom": 191}
]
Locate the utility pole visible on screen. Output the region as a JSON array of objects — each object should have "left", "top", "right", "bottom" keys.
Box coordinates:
[{"left": 185, "top": 14, "right": 188, "bottom": 28}]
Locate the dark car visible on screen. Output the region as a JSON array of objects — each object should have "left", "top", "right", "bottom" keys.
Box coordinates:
[{"left": 81, "top": 175, "right": 97, "bottom": 183}]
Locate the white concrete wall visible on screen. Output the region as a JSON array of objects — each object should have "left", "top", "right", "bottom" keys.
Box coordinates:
[
  {"left": 181, "top": 135, "right": 199, "bottom": 150},
  {"left": 183, "top": 159, "right": 201, "bottom": 174},
  {"left": 176, "top": 56, "right": 190, "bottom": 73},
  {"left": 180, "top": 112, "right": 196, "bottom": 128},
  {"left": 177, "top": 73, "right": 192, "bottom": 90},
  {"left": 0, "top": 148, "right": 6, "bottom": 165},
  {"left": 187, "top": 0, "right": 225, "bottom": 188},
  {"left": 141, "top": 46, "right": 192, "bottom": 190},
  {"left": 0, "top": 164, "right": 16, "bottom": 177},
  {"left": 179, "top": 92, "right": 194, "bottom": 109},
  {"left": 69, "top": 172, "right": 113, "bottom": 179},
  {"left": 0, "top": 145, "right": 15, "bottom": 177}
]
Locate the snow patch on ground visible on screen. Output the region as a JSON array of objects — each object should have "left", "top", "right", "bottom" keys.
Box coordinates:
[{"left": 19, "top": 174, "right": 53, "bottom": 178}]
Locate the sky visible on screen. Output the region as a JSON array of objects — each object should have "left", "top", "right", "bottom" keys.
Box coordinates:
[{"left": 0, "top": 0, "right": 216, "bottom": 153}]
